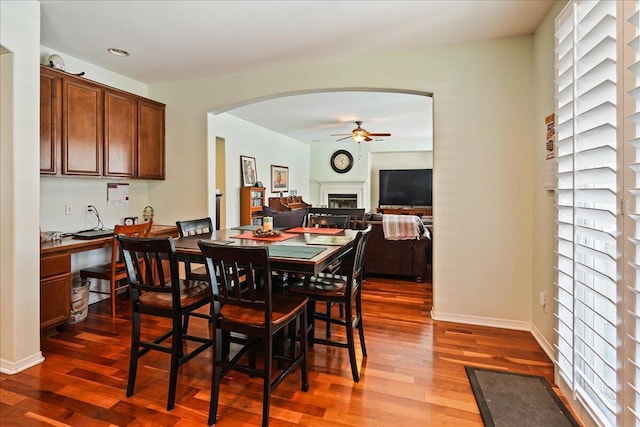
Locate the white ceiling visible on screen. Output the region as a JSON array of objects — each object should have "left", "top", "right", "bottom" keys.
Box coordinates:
[{"left": 39, "top": 0, "right": 554, "bottom": 147}]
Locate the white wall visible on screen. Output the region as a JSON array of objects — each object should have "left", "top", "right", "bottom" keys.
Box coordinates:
[
  {"left": 148, "top": 35, "right": 536, "bottom": 328},
  {"left": 215, "top": 113, "right": 310, "bottom": 227},
  {"left": 0, "top": 1, "right": 43, "bottom": 373}
]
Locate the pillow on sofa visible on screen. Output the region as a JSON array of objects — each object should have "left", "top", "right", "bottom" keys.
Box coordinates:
[{"left": 262, "top": 206, "right": 307, "bottom": 228}]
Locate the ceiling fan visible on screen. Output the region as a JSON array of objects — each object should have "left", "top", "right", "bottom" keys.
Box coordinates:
[{"left": 332, "top": 121, "right": 391, "bottom": 143}]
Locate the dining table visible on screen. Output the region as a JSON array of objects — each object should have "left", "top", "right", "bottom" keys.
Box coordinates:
[{"left": 172, "top": 227, "right": 358, "bottom": 277}]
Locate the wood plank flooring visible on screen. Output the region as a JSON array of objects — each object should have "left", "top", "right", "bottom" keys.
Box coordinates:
[{"left": 0, "top": 276, "right": 582, "bottom": 426}]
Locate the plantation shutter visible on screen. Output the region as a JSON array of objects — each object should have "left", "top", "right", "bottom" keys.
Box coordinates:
[
  {"left": 555, "top": 1, "right": 619, "bottom": 425},
  {"left": 624, "top": 1, "right": 640, "bottom": 424}
]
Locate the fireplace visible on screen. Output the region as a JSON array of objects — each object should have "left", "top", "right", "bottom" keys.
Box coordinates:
[
  {"left": 328, "top": 193, "right": 357, "bottom": 209},
  {"left": 318, "top": 181, "right": 365, "bottom": 208}
]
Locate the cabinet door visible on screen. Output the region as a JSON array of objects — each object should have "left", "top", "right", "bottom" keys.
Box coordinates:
[
  {"left": 40, "top": 274, "right": 71, "bottom": 330},
  {"left": 137, "top": 100, "right": 165, "bottom": 179},
  {"left": 40, "top": 69, "right": 61, "bottom": 174},
  {"left": 62, "top": 78, "right": 103, "bottom": 176},
  {"left": 104, "top": 91, "right": 137, "bottom": 177}
]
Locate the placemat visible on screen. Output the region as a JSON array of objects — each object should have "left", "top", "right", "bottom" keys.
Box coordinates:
[
  {"left": 268, "top": 245, "right": 326, "bottom": 259},
  {"left": 305, "top": 235, "right": 352, "bottom": 246},
  {"left": 287, "top": 227, "right": 343, "bottom": 235},
  {"left": 231, "top": 232, "right": 297, "bottom": 242}
]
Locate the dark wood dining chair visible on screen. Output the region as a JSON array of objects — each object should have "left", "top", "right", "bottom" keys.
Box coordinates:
[
  {"left": 175, "top": 217, "right": 213, "bottom": 281},
  {"left": 289, "top": 225, "right": 371, "bottom": 382},
  {"left": 305, "top": 213, "right": 349, "bottom": 229},
  {"left": 118, "top": 236, "right": 213, "bottom": 411},
  {"left": 79, "top": 221, "right": 153, "bottom": 317},
  {"left": 198, "top": 242, "right": 309, "bottom": 427}
]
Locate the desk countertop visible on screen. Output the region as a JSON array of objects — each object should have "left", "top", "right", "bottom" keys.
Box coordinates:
[{"left": 40, "top": 224, "right": 178, "bottom": 256}]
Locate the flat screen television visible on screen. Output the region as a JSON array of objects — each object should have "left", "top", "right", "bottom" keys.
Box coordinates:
[{"left": 379, "top": 169, "right": 432, "bottom": 207}]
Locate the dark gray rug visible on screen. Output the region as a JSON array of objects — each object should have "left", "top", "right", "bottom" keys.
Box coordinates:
[{"left": 465, "top": 367, "right": 580, "bottom": 427}]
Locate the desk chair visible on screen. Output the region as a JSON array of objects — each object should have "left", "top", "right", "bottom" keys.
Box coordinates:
[
  {"left": 118, "top": 236, "right": 213, "bottom": 411},
  {"left": 175, "top": 217, "right": 213, "bottom": 281},
  {"left": 198, "top": 242, "right": 309, "bottom": 427},
  {"left": 289, "top": 225, "right": 371, "bottom": 382},
  {"left": 79, "top": 221, "right": 153, "bottom": 317}
]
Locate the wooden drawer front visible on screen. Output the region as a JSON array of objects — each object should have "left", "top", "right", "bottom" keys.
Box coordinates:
[
  {"left": 41, "top": 254, "right": 70, "bottom": 278},
  {"left": 40, "top": 274, "right": 71, "bottom": 330}
]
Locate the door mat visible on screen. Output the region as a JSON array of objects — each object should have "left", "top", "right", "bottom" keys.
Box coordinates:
[{"left": 465, "top": 366, "right": 580, "bottom": 427}]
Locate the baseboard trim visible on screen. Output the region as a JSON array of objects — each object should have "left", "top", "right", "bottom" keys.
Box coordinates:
[
  {"left": 530, "top": 323, "right": 556, "bottom": 362},
  {"left": 430, "top": 309, "right": 531, "bottom": 331},
  {"left": 0, "top": 351, "right": 44, "bottom": 374}
]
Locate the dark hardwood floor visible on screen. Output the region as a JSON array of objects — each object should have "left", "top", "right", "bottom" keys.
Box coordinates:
[{"left": 0, "top": 276, "right": 582, "bottom": 426}]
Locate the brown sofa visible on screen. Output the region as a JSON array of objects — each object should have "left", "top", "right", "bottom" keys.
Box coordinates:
[{"left": 363, "top": 220, "right": 431, "bottom": 283}]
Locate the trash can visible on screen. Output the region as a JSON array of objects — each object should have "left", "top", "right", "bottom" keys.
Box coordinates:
[{"left": 68, "top": 279, "right": 90, "bottom": 324}]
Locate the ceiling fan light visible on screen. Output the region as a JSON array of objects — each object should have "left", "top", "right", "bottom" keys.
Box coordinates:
[{"left": 352, "top": 134, "right": 365, "bottom": 143}]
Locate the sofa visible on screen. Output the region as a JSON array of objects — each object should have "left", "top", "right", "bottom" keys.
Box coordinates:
[{"left": 362, "top": 216, "right": 431, "bottom": 283}]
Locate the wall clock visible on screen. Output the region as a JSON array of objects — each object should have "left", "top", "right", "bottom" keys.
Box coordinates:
[{"left": 330, "top": 149, "right": 354, "bottom": 174}]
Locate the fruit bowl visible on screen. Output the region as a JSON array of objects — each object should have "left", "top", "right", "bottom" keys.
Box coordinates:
[{"left": 252, "top": 228, "right": 282, "bottom": 237}]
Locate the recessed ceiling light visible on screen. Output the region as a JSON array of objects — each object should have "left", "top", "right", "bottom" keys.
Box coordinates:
[{"left": 108, "top": 48, "right": 129, "bottom": 57}]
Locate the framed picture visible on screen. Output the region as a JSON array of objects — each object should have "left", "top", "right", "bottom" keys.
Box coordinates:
[
  {"left": 240, "top": 155, "right": 257, "bottom": 187},
  {"left": 271, "top": 165, "right": 289, "bottom": 193}
]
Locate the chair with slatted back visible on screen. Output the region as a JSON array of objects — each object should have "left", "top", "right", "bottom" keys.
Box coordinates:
[
  {"left": 289, "top": 225, "right": 371, "bottom": 382},
  {"left": 198, "top": 242, "right": 309, "bottom": 427},
  {"left": 305, "top": 213, "right": 349, "bottom": 229},
  {"left": 80, "top": 221, "right": 153, "bottom": 317},
  {"left": 175, "top": 217, "right": 213, "bottom": 281},
  {"left": 118, "top": 235, "right": 213, "bottom": 411}
]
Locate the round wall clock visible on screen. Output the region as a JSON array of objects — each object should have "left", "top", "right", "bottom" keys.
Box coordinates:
[{"left": 330, "top": 149, "right": 354, "bottom": 174}]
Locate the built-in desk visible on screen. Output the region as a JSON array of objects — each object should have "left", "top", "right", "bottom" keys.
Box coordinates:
[{"left": 39, "top": 225, "right": 177, "bottom": 335}]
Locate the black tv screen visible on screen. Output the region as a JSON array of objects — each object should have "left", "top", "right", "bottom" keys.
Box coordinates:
[{"left": 379, "top": 169, "right": 432, "bottom": 207}]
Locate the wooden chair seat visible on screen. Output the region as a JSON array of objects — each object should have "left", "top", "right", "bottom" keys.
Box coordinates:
[
  {"left": 220, "top": 293, "right": 308, "bottom": 328},
  {"left": 139, "top": 280, "right": 211, "bottom": 308},
  {"left": 290, "top": 274, "right": 347, "bottom": 295}
]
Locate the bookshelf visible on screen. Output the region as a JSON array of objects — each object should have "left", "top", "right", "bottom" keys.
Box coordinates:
[{"left": 240, "top": 186, "right": 265, "bottom": 225}]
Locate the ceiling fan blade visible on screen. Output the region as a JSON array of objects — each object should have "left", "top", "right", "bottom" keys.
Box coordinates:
[
  {"left": 331, "top": 133, "right": 352, "bottom": 136},
  {"left": 335, "top": 136, "right": 352, "bottom": 141},
  {"left": 364, "top": 136, "right": 373, "bottom": 142},
  {"left": 367, "top": 133, "right": 391, "bottom": 137}
]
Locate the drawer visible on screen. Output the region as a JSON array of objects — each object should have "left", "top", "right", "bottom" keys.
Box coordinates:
[{"left": 41, "top": 253, "right": 71, "bottom": 278}]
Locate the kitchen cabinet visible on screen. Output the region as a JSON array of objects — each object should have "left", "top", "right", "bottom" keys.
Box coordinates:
[{"left": 40, "top": 65, "right": 165, "bottom": 179}]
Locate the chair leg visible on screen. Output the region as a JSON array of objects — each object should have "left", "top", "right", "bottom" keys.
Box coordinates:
[
  {"left": 301, "top": 308, "right": 309, "bottom": 392},
  {"left": 325, "top": 302, "right": 332, "bottom": 337},
  {"left": 111, "top": 279, "right": 118, "bottom": 318},
  {"left": 167, "top": 316, "right": 182, "bottom": 410},
  {"left": 356, "top": 289, "right": 367, "bottom": 358},
  {"left": 209, "top": 328, "right": 222, "bottom": 426},
  {"left": 127, "top": 311, "right": 141, "bottom": 397},
  {"left": 345, "top": 304, "right": 359, "bottom": 383},
  {"left": 262, "top": 332, "right": 272, "bottom": 427}
]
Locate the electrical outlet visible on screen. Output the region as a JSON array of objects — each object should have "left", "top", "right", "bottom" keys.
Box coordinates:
[
  {"left": 539, "top": 291, "right": 546, "bottom": 307},
  {"left": 65, "top": 204, "right": 73, "bottom": 215}
]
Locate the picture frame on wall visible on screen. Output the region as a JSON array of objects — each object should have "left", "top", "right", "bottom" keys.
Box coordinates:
[
  {"left": 271, "top": 165, "right": 289, "bottom": 193},
  {"left": 240, "top": 155, "right": 257, "bottom": 187}
]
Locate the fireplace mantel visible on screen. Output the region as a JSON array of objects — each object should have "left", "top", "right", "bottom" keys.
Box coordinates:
[{"left": 318, "top": 181, "right": 365, "bottom": 208}]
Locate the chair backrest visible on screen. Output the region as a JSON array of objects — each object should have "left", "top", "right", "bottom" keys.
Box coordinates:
[
  {"left": 176, "top": 217, "right": 213, "bottom": 237},
  {"left": 198, "top": 242, "right": 273, "bottom": 326},
  {"left": 338, "top": 225, "right": 372, "bottom": 292},
  {"left": 306, "top": 207, "right": 365, "bottom": 229},
  {"left": 111, "top": 221, "right": 153, "bottom": 274},
  {"left": 306, "top": 214, "right": 349, "bottom": 229},
  {"left": 118, "top": 236, "right": 183, "bottom": 309}
]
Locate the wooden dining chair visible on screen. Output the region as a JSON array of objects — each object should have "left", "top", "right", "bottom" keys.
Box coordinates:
[
  {"left": 289, "top": 225, "right": 371, "bottom": 382},
  {"left": 198, "top": 242, "right": 309, "bottom": 427},
  {"left": 175, "top": 217, "right": 213, "bottom": 281},
  {"left": 79, "top": 221, "right": 153, "bottom": 317},
  {"left": 118, "top": 235, "right": 213, "bottom": 411},
  {"left": 305, "top": 213, "right": 349, "bottom": 229}
]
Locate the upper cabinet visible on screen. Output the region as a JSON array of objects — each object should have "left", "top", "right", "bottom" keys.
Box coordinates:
[{"left": 40, "top": 65, "right": 166, "bottom": 180}]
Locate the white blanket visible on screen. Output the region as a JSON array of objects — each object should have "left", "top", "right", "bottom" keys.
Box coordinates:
[{"left": 382, "top": 214, "right": 425, "bottom": 240}]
